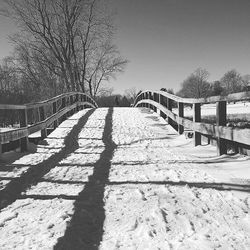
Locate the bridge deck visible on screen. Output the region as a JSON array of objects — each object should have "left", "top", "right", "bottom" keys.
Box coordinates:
[{"left": 0, "top": 108, "right": 250, "bottom": 249}]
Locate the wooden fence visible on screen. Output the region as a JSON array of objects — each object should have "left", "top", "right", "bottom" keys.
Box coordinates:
[
  {"left": 134, "top": 90, "right": 250, "bottom": 155},
  {"left": 0, "top": 92, "right": 97, "bottom": 154}
]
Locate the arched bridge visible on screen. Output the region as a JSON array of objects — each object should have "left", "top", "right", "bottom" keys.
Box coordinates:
[{"left": 0, "top": 91, "right": 250, "bottom": 249}]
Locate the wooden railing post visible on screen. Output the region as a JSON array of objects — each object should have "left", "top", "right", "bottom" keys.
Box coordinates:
[
  {"left": 167, "top": 98, "right": 172, "bottom": 125},
  {"left": 145, "top": 92, "right": 149, "bottom": 108},
  {"left": 19, "top": 108, "right": 28, "bottom": 152},
  {"left": 153, "top": 93, "right": 157, "bottom": 112},
  {"left": 216, "top": 101, "right": 227, "bottom": 155},
  {"left": 39, "top": 106, "right": 47, "bottom": 139},
  {"left": 193, "top": 103, "right": 201, "bottom": 146},
  {"left": 52, "top": 101, "right": 58, "bottom": 129},
  {"left": 178, "top": 102, "right": 184, "bottom": 134},
  {"left": 159, "top": 95, "right": 167, "bottom": 119},
  {"left": 76, "top": 94, "right": 79, "bottom": 111},
  {"left": 61, "top": 97, "right": 67, "bottom": 120},
  {"left": 0, "top": 143, "right": 2, "bottom": 157}
]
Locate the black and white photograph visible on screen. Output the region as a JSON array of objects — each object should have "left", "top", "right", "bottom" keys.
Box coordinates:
[{"left": 0, "top": 0, "right": 250, "bottom": 249}]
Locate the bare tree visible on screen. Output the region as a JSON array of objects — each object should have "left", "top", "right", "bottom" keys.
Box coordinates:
[
  {"left": 178, "top": 68, "right": 210, "bottom": 98},
  {"left": 124, "top": 87, "right": 138, "bottom": 103},
  {"left": 2, "top": 0, "right": 127, "bottom": 96},
  {"left": 220, "top": 69, "right": 243, "bottom": 94}
]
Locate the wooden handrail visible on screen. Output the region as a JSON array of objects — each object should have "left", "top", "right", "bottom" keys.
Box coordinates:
[
  {"left": 0, "top": 91, "right": 98, "bottom": 110},
  {"left": 134, "top": 90, "right": 250, "bottom": 155},
  {"left": 0, "top": 92, "right": 98, "bottom": 153},
  {"left": 134, "top": 90, "right": 250, "bottom": 105}
]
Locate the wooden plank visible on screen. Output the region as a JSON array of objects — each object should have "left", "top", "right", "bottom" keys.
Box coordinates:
[
  {"left": 167, "top": 98, "right": 173, "bottom": 126},
  {"left": 19, "top": 109, "right": 28, "bottom": 152},
  {"left": 0, "top": 104, "right": 26, "bottom": 110},
  {"left": 193, "top": 103, "right": 201, "bottom": 146},
  {"left": 53, "top": 101, "right": 58, "bottom": 129},
  {"left": 136, "top": 99, "right": 250, "bottom": 146},
  {"left": 39, "top": 106, "right": 47, "bottom": 139},
  {"left": 0, "top": 92, "right": 98, "bottom": 111},
  {"left": 216, "top": 101, "right": 227, "bottom": 155},
  {"left": 0, "top": 101, "right": 96, "bottom": 145},
  {"left": 178, "top": 102, "right": 184, "bottom": 134},
  {"left": 135, "top": 90, "right": 250, "bottom": 105}
]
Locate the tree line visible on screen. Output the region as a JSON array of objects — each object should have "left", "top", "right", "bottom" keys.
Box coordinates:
[
  {"left": 175, "top": 68, "right": 250, "bottom": 99},
  {"left": 0, "top": 0, "right": 128, "bottom": 104}
]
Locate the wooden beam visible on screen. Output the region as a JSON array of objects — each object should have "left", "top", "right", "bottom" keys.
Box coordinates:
[
  {"left": 193, "top": 103, "right": 201, "bottom": 146},
  {"left": 39, "top": 106, "right": 47, "bottom": 139},
  {"left": 52, "top": 101, "right": 58, "bottom": 129},
  {"left": 178, "top": 102, "right": 184, "bottom": 134},
  {"left": 167, "top": 98, "right": 173, "bottom": 125},
  {"left": 135, "top": 90, "right": 250, "bottom": 105},
  {"left": 216, "top": 101, "right": 227, "bottom": 155},
  {"left": 19, "top": 109, "right": 28, "bottom": 152}
]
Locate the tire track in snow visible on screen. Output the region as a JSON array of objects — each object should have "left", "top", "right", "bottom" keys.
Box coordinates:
[{"left": 0, "top": 109, "right": 95, "bottom": 211}]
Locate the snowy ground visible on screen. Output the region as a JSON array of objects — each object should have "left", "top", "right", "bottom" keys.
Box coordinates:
[
  {"left": 174, "top": 102, "right": 250, "bottom": 121},
  {"left": 0, "top": 107, "right": 250, "bottom": 249}
]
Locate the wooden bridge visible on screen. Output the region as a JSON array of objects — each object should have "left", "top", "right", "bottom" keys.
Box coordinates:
[
  {"left": 1, "top": 90, "right": 249, "bottom": 156},
  {"left": 0, "top": 91, "right": 250, "bottom": 249}
]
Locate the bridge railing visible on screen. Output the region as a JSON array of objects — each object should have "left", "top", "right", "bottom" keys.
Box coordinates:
[
  {"left": 133, "top": 90, "right": 250, "bottom": 155},
  {"left": 0, "top": 92, "right": 98, "bottom": 154}
]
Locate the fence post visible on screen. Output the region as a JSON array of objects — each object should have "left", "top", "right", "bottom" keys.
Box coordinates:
[
  {"left": 178, "top": 102, "right": 184, "bottom": 134},
  {"left": 153, "top": 93, "right": 157, "bottom": 112},
  {"left": 61, "top": 96, "right": 67, "bottom": 120},
  {"left": 76, "top": 94, "right": 79, "bottom": 111},
  {"left": 52, "top": 101, "right": 58, "bottom": 129},
  {"left": 69, "top": 95, "right": 74, "bottom": 115},
  {"left": 39, "top": 106, "right": 47, "bottom": 139},
  {"left": 167, "top": 98, "right": 172, "bottom": 125},
  {"left": 216, "top": 101, "right": 227, "bottom": 155},
  {"left": 19, "top": 108, "right": 28, "bottom": 152},
  {"left": 193, "top": 103, "right": 201, "bottom": 146},
  {"left": 160, "top": 95, "right": 167, "bottom": 119}
]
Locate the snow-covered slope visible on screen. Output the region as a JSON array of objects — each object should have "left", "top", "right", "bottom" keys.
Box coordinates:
[{"left": 0, "top": 107, "right": 249, "bottom": 250}]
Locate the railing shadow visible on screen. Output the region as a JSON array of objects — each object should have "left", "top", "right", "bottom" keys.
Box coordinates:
[
  {"left": 0, "top": 109, "right": 95, "bottom": 210},
  {"left": 54, "top": 107, "right": 117, "bottom": 250}
]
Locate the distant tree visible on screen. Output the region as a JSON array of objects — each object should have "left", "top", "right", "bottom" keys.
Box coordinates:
[
  {"left": 2, "top": 0, "right": 127, "bottom": 97},
  {"left": 160, "top": 88, "right": 174, "bottom": 94},
  {"left": 242, "top": 74, "right": 250, "bottom": 91},
  {"left": 124, "top": 87, "right": 138, "bottom": 103},
  {"left": 177, "top": 68, "right": 210, "bottom": 98},
  {"left": 220, "top": 69, "right": 243, "bottom": 94},
  {"left": 211, "top": 81, "right": 224, "bottom": 96}
]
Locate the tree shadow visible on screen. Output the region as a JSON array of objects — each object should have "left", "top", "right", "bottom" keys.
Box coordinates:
[
  {"left": 0, "top": 109, "right": 95, "bottom": 210},
  {"left": 54, "top": 107, "right": 117, "bottom": 250}
]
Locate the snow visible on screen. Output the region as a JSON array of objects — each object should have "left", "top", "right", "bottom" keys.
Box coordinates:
[
  {"left": 0, "top": 107, "right": 250, "bottom": 249},
  {"left": 181, "top": 102, "right": 250, "bottom": 118}
]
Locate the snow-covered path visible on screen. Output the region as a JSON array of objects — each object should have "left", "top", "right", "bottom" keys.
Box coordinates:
[{"left": 0, "top": 107, "right": 249, "bottom": 250}]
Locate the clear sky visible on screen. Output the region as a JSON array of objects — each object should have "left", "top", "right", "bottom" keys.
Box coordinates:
[{"left": 1, "top": 0, "right": 250, "bottom": 94}]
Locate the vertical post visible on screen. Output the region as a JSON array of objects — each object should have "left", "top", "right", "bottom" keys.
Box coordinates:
[
  {"left": 216, "top": 101, "right": 227, "bottom": 155},
  {"left": 167, "top": 98, "right": 172, "bottom": 125},
  {"left": 160, "top": 95, "right": 167, "bottom": 119},
  {"left": 76, "top": 94, "right": 79, "bottom": 111},
  {"left": 193, "top": 103, "right": 201, "bottom": 146},
  {"left": 69, "top": 95, "right": 74, "bottom": 115},
  {"left": 53, "top": 101, "right": 58, "bottom": 129},
  {"left": 39, "top": 106, "right": 47, "bottom": 139},
  {"left": 153, "top": 93, "right": 157, "bottom": 112},
  {"left": 19, "top": 108, "right": 28, "bottom": 152},
  {"left": 178, "top": 102, "right": 184, "bottom": 134},
  {"left": 61, "top": 97, "right": 67, "bottom": 120}
]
